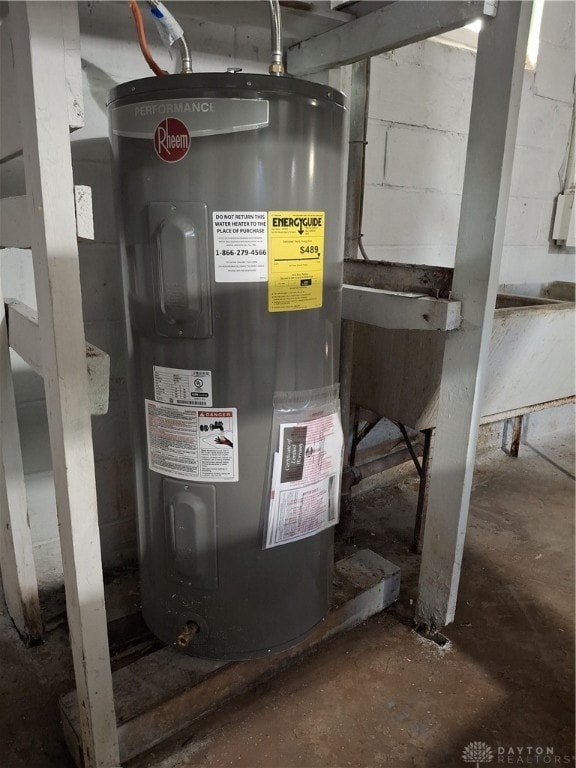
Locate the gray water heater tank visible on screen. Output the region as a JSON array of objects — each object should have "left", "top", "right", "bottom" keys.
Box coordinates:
[{"left": 108, "top": 72, "right": 349, "bottom": 659}]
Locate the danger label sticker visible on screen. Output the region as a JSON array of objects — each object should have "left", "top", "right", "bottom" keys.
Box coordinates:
[
  {"left": 213, "top": 212, "right": 268, "bottom": 282},
  {"left": 268, "top": 211, "right": 325, "bottom": 312},
  {"left": 145, "top": 400, "right": 239, "bottom": 482}
]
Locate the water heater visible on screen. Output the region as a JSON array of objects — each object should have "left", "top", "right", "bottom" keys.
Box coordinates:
[{"left": 108, "top": 72, "right": 348, "bottom": 659}]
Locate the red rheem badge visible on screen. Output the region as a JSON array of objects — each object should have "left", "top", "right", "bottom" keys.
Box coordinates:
[{"left": 154, "top": 117, "right": 190, "bottom": 163}]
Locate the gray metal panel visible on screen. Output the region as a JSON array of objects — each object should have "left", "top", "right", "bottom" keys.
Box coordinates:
[
  {"left": 149, "top": 202, "right": 212, "bottom": 339},
  {"left": 287, "top": 1, "right": 496, "bottom": 76},
  {"left": 109, "top": 72, "right": 347, "bottom": 108},
  {"left": 109, "top": 73, "right": 348, "bottom": 659},
  {"left": 163, "top": 478, "right": 218, "bottom": 590}
]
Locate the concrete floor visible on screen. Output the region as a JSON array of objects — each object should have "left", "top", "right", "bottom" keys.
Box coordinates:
[{"left": 1, "top": 429, "right": 574, "bottom": 768}]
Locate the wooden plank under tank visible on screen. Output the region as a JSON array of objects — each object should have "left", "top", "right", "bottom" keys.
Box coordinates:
[{"left": 60, "top": 549, "right": 401, "bottom": 766}]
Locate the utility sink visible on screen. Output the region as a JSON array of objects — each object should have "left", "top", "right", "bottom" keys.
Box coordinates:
[{"left": 344, "top": 260, "right": 576, "bottom": 429}]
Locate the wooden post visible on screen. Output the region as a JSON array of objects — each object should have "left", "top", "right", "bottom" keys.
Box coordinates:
[
  {"left": 415, "top": 1, "right": 533, "bottom": 631},
  {"left": 0, "top": 280, "right": 43, "bottom": 643},
  {"left": 10, "top": 3, "right": 120, "bottom": 766}
]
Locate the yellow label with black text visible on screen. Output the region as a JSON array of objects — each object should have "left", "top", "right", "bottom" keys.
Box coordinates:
[{"left": 268, "top": 211, "right": 325, "bottom": 312}]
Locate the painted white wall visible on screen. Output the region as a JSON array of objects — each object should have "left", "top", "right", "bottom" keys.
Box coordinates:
[
  {"left": 1, "top": 0, "right": 573, "bottom": 574},
  {"left": 362, "top": 0, "right": 575, "bottom": 288}
]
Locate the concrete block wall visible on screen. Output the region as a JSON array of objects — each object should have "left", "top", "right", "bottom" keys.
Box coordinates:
[{"left": 362, "top": 0, "right": 575, "bottom": 288}]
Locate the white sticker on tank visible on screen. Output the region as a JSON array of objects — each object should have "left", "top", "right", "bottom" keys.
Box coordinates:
[
  {"left": 153, "top": 365, "right": 213, "bottom": 407},
  {"left": 213, "top": 211, "right": 268, "bottom": 283},
  {"left": 265, "top": 411, "right": 343, "bottom": 548},
  {"left": 145, "top": 400, "right": 239, "bottom": 483}
]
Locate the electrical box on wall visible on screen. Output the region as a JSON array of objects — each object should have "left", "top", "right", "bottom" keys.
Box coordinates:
[{"left": 552, "top": 192, "right": 575, "bottom": 247}]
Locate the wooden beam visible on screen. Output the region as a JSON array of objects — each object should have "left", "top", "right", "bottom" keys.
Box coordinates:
[
  {"left": 415, "top": 1, "right": 533, "bottom": 631},
  {"left": 0, "top": 5, "right": 84, "bottom": 162},
  {"left": 287, "top": 1, "right": 496, "bottom": 76},
  {"left": 5, "top": 301, "right": 42, "bottom": 373},
  {"left": 74, "top": 186, "right": 94, "bottom": 242},
  {"left": 62, "top": 7, "right": 84, "bottom": 130},
  {"left": 1, "top": 188, "right": 94, "bottom": 248},
  {"left": 10, "top": 3, "right": 119, "bottom": 766},
  {"left": 342, "top": 284, "right": 462, "bottom": 331},
  {"left": 6, "top": 301, "right": 110, "bottom": 416},
  {"left": 0, "top": 273, "right": 43, "bottom": 644},
  {"left": 85, "top": 343, "right": 110, "bottom": 417}
]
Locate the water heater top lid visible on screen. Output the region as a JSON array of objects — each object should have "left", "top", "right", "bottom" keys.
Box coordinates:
[{"left": 107, "top": 72, "right": 347, "bottom": 109}]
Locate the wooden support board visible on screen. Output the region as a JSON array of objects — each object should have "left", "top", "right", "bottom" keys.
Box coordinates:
[
  {"left": 10, "top": 3, "right": 119, "bottom": 765},
  {"left": 342, "top": 284, "right": 462, "bottom": 332},
  {"left": 287, "top": 1, "right": 496, "bottom": 76},
  {"left": 0, "top": 187, "right": 94, "bottom": 247},
  {"left": 0, "top": 6, "right": 83, "bottom": 162},
  {"left": 416, "top": 2, "right": 533, "bottom": 630},
  {"left": 0, "top": 272, "right": 43, "bottom": 643},
  {"left": 5, "top": 300, "right": 110, "bottom": 416},
  {"left": 60, "top": 550, "right": 401, "bottom": 766}
]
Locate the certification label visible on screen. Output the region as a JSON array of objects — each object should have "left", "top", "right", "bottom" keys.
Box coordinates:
[
  {"left": 145, "top": 400, "right": 239, "bottom": 482},
  {"left": 267, "top": 211, "right": 325, "bottom": 312},
  {"left": 265, "top": 411, "right": 343, "bottom": 548},
  {"left": 213, "top": 211, "right": 268, "bottom": 282},
  {"left": 153, "top": 366, "right": 212, "bottom": 407}
]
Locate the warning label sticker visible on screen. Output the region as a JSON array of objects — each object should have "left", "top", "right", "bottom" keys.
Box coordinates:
[
  {"left": 153, "top": 366, "right": 212, "bottom": 407},
  {"left": 268, "top": 211, "right": 325, "bottom": 312},
  {"left": 213, "top": 212, "right": 268, "bottom": 283},
  {"left": 145, "top": 400, "right": 239, "bottom": 482}
]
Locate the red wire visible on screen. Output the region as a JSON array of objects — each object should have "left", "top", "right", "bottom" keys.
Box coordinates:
[{"left": 129, "top": 0, "right": 167, "bottom": 77}]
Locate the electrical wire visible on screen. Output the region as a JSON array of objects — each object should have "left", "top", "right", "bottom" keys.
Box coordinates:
[
  {"left": 147, "top": 0, "right": 193, "bottom": 73},
  {"left": 358, "top": 60, "right": 372, "bottom": 260},
  {"left": 129, "top": 0, "right": 167, "bottom": 77}
]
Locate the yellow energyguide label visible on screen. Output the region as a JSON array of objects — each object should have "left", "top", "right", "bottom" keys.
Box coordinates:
[{"left": 268, "top": 211, "right": 325, "bottom": 312}]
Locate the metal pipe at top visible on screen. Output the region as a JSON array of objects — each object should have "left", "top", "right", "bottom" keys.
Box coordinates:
[
  {"left": 177, "top": 35, "right": 192, "bottom": 74},
  {"left": 267, "top": 0, "right": 285, "bottom": 75}
]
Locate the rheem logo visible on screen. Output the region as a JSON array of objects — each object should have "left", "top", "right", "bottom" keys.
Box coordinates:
[{"left": 154, "top": 117, "right": 190, "bottom": 163}]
